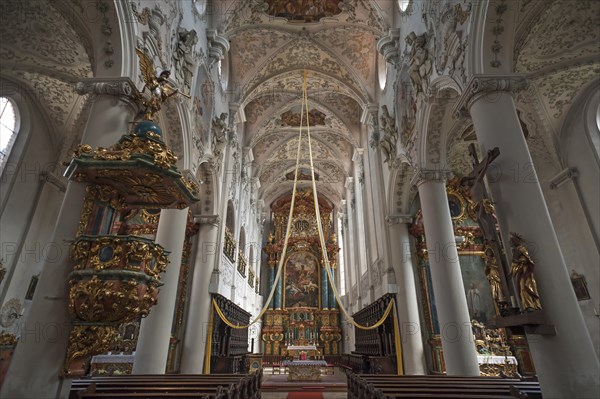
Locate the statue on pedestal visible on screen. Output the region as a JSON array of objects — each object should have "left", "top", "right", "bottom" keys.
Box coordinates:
[
  {"left": 379, "top": 105, "right": 398, "bottom": 164},
  {"left": 484, "top": 245, "right": 503, "bottom": 314},
  {"left": 405, "top": 31, "right": 432, "bottom": 95},
  {"left": 136, "top": 48, "right": 190, "bottom": 120},
  {"left": 509, "top": 233, "right": 542, "bottom": 311},
  {"left": 173, "top": 28, "right": 198, "bottom": 93}
]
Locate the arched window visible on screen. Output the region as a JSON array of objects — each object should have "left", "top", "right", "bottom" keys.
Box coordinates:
[
  {"left": 0, "top": 97, "right": 19, "bottom": 173},
  {"left": 398, "top": 0, "right": 411, "bottom": 12},
  {"left": 226, "top": 200, "right": 235, "bottom": 233},
  {"left": 237, "top": 227, "right": 247, "bottom": 276},
  {"left": 224, "top": 200, "right": 237, "bottom": 262},
  {"left": 378, "top": 53, "right": 388, "bottom": 91},
  {"left": 193, "top": 0, "right": 207, "bottom": 15},
  {"left": 594, "top": 103, "right": 600, "bottom": 158}
]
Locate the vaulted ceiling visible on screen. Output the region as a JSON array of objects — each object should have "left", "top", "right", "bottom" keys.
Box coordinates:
[
  {"left": 222, "top": 0, "right": 390, "bottom": 207},
  {"left": 0, "top": 0, "right": 92, "bottom": 153}
]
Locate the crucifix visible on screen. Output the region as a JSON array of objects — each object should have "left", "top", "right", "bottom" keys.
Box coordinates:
[{"left": 461, "top": 143, "right": 513, "bottom": 315}]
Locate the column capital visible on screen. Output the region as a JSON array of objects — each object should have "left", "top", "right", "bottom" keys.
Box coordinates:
[
  {"left": 386, "top": 214, "right": 413, "bottom": 225},
  {"left": 352, "top": 148, "right": 365, "bottom": 161},
  {"left": 345, "top": 176, "right": 355, "bottom": 190},
  {"left": 454, "top": 74, "right": 529, "bottom": 119},
  {"left": 75, "top": 77, "right": 138, "bottom": 99},
  {"left": 377, "top": 29, "right": 401, "bottom": 66},
  {"left": 411, "top": 168, "right": 453, "bottom": 187},
  {"left": 193, "top": 214, "right": 220, "bottom": 227},
  {"left": 360, "top": 103, "right": 379, "bottom": 124},
  {"left": 206, "top": 29, "right": 230, "bottom": 65},
  {"left": 353, "top": 149, "right": 365, "bottom": 185}
]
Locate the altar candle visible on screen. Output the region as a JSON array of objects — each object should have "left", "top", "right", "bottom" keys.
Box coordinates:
[{"left": 510, "top": 296, "right": 518, "bottom": 308}]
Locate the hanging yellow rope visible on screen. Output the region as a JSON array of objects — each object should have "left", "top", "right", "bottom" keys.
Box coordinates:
[
  {"left": 212, "top": 69, "right": 403, "bottom": 375},
  {"left": 392, "top": 301, "right": 404, "bottom": 375},
  {"left": 210, "top": 73, "right": 309, "bottom": 329},
  {"left": 203, "top": 300, "right": 215, "bottom": 373},
  {"left": 301, "top": 69, "right": 396, "bottom": 332}
]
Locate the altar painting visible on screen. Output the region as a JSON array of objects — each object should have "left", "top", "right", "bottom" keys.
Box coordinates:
[
  {"left": 419, "top": 254, "right": 496, "bottom": 333},
  {"left": 459, "top": 255, "right": 495, "bottom": 323},
  {"left": 266, "top": 0, "right": 343, "bottom": 23},
  {"left": 285, "top": 251, "right": 319, "bottom": 308}
]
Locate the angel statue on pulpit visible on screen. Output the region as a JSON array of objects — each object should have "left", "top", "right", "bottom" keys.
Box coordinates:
[{"left": 136, "top": 48, "right": 190, "bottom": 120}]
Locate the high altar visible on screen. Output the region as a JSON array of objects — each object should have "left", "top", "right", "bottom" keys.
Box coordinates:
[{"left": 262, "top": 190, "right": 342, "bottom": 357}]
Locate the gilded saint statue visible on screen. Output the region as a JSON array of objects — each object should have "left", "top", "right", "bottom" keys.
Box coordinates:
[
  {"left": 136, "top": 48, "right": 190, "bottom": 120},
  {"left": 483, "top": 245, "right": 503, "bottom": 314},
  {"left": 509, "top": 233, "right": 542, "bottom": 311}
]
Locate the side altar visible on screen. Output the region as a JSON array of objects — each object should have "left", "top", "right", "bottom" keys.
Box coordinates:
[{"left": 261, "top": 190, "right": 342, "bottom": 357}]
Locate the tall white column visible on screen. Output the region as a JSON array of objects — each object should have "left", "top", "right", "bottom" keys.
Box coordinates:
[
  {"left": 1, "top": 79, "right": 138, "bottom": 399},
  {"left": 179, "top": 215, "right": 220, "bottom": 374},
  {"left": 387, "top": 216, "right": 427, "bottom": 375},
  {"left": 353, "top": 149, "right": 371, "bottom": 304},
  {"left": 459, "top": 75, "right": 599, "bottom": 397},
  {"left": 344, "top": 178, "right": 360, "bottom": 311},
  {"left": 417, "top": 174, "right": 480, "bottom": 376},
  {"left": 133, "top": 207, "right": 189, "bottom": 374}
]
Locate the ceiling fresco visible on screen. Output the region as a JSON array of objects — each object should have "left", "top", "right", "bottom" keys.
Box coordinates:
[{"left": 265, "top": 0, "right": 344, "bottom": 23}]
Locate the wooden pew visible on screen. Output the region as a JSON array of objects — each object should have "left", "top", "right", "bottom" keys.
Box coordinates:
[
  {"left": 347, "top": 372, "right": 542, "bottom": 399},
  {"left": 70, "top": 370, "right": 262, "bottom": 399}
]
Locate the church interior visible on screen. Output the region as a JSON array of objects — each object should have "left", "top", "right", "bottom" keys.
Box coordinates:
[{"left": 0, "top": 0, "right": 599, "bottom": 398}]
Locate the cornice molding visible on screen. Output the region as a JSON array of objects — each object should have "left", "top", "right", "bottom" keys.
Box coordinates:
[
  {"left": 411, "top": 168, "right": 453, "bottom": 187},
  {"left": 193, "top": 214, "right": 220, "bottom": 226},
  {"left": 75, "top": 77, "right": 137, "bottom": 99},
  {"left": 386, "top": 214, "right": 413, "bottom": 225},
  {"left": 207, "top": 29, "right": 230, "bottom": 65},
  {"left": 345, "top": 176, "right": 354, "bottom": 190},
  {"left": 377, "top": 29, "right": 401, "bottom": 66}
]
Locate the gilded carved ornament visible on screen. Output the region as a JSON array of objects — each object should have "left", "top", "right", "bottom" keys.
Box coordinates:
[{"left": 64, "top": 325, "right": 119, "bottom": 376}]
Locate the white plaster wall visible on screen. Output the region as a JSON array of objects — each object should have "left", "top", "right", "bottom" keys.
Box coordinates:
[
  {"left": 538, "top": 86, "right": 600, "bottom": 356},
  {"left": 2, "top": 184, "right": 64, "bottom": 314},
  {"left": 0, "top": 91, "right": 64, "bottom": 314}
]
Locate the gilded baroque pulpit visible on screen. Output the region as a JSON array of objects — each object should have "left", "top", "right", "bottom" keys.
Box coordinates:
[{"left": 62, "top": 120, "right": 200, "bottom": 376}]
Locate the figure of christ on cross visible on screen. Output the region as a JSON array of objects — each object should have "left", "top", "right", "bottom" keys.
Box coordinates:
[{"left": 460, "top": 143, "right": 513, "bottom": 314}]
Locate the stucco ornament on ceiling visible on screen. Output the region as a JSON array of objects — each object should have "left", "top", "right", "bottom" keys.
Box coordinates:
[
  {"left": 0, "top": 0, "right": 92, "bottom": 147},
  {"left": 229, "top": 29, "right": 296, "bottom": 82},
  {"left": 515, "top": 0, "right": 600, "bottom": 73},
  {"left": 242, "top": 36, "right": 365, "bottom": 102}
]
